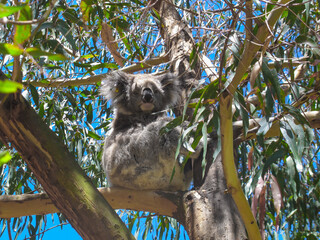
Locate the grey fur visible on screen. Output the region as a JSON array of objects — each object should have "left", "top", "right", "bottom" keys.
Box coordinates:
[{"left": 100, "top": 71, "right": 199, "bottom": 191}]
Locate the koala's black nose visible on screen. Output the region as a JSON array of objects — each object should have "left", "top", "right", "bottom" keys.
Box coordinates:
[{"left": 142, "top": 88, "right": 153, "bottom": 103}]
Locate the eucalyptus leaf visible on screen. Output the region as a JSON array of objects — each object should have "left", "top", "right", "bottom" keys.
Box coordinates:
[
  {"left": 0, "top": 4, "right": 25, "bottom": 17},
  {"left": 0, "top": 80, "right": 23, "bottom": 93},
  {"left": 0, "top": 151, "right": 11, "bottom": 167}
]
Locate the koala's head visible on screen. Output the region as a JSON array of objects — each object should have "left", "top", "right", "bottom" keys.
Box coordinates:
[{"left": 100, "top": 71, "right": 181, "bottom": 115}]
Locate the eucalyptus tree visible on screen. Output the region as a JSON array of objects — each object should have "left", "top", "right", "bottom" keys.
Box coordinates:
[{"left": 0, "top": 0, "right": 319, "bottom": 239}]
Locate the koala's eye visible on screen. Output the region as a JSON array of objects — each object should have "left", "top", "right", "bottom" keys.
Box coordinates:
[{"left": 132, "top": 89, "right": 140, "bottom": 96}]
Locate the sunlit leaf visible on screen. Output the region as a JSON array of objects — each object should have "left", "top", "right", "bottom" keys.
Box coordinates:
[
  {"left": 26, "top": 48, "right": 67, "bottom": 60},
  {"left": 80, "top": 0, "right": 93, "bottom": 22},
  {"left": 257, "top": 117, "right": 272, "bottom": 136},
  {"left": 14, "top": 5, "right": 32, "bottom": 45},
  {"left": 0, "top": 43, "right": 24, "bottom": 56},
  {"left": 0, "top": 4, "right": 25, "bottom": 18},
  {"left": 0, "top": 80, "right": 23, "bottom": 93},
  {"left": 0, "top": 151, "right": 11, "bottom": 167},
  {"left": 90, "top": 63, "right": 118, "bottom": 71},
  {"left": 285, "top": 156, "right": 297, "bottom": 198}
]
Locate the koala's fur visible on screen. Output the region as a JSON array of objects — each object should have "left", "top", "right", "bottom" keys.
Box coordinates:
[{"left": 100, "top": 71, "right": 198, "bottom": 191}]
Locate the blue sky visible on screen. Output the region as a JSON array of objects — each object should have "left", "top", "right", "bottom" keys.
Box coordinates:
[{"left": 0, "top": 214, "right": 188, "bottom": 240}]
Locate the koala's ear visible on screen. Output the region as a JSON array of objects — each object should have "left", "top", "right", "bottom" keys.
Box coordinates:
[
  {"left": 100, "top": 71, "right": 130, "bottom": 100},
  {"left": 158, "top": 73, "right": 181, "bottom": 107}
]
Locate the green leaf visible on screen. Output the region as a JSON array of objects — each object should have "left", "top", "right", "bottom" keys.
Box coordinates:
[
  {"left": 283, "top": 104, "right": 309, "bottom": 126},
  {"left": 285, "top": 156, "right": 297, "bottom": 198},
  {"left": 296, "top": 35, "right": 320, "bottom": 56},
  {"left": 116, "top": 26, "right": 132, "bottom": 54},
  {"left": 87, "top": 103, "right": 93, "bottom": 123},
  {"left": 262, "top": 149, "right": 286, "bottom": 177},
  {"left": 26, "top": 48, "right": 67, "bottom": 61},
  {"left": 29, "top": 84, "right": 39, "bottom": 107},
  {"left": 90, "top": 63, "right": 118, "bottom": 71},
  {"left": 80, "top": 0, "right": 93, "bottom": 22},
  {"left": 0, "top": 43, "right": 24, "bottom": 56},
  {"left": 0, "top": 3, "right": 25, "bottom": 18},
  {"left": 280, "top": 117, "right": 304, "bottom": 172},
  {"left": 160, "top": 116, "right": 183, "bottom": 135},
  {"left": 0, "top": 151, "right": 11, "bottom": 167},
  {"left": 14, "top": 5, "right": 32, "bottom": 45},
  {"left": 262, "top": 59, "right": 281, "bottom": 102},
  {"left": 257, "top": 117, "right": 272, "bottom": 136},
  {"left": 87, "top": 131, "right": 101, "bottom": 140},
  {"left": 0, "top": 80, "right": 23, "bottom": 93},
  {"left": 63, "top": 9, "right": 83, "bottom": 26},
  {"left": 56, "top": 19, "right": 77, "bottom": 51}
]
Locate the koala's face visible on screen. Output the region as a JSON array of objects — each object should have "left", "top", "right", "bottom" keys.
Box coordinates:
[
  {"left": 128, "top": 76, "right": 165, "bottom": 113},
  {"left": 100, "top": 71, "right": 180, "bottom": 115}
]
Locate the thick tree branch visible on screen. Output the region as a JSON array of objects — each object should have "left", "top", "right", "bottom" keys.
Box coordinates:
[
  {"left": 234, "top": 111, "right": 320, "bottom": 142},
  {"left": 0, "top": 94, "right": 134, "bottom": 240},
  {"left": 220, "top": 94, "right": 261, "bottom": 240},
  {"left": 154, "top": 1, "right": 247, "bottom": 239},
  {"left": 0, "top": 187, "right": 182, "bottom": 220}
]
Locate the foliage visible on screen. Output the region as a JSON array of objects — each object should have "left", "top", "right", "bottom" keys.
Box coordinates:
[{"left": 0, "top": 0, "right": 319, "bottom": 239}]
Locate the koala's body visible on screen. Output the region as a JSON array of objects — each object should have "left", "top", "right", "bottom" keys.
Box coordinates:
[{"left": 100, "top": 71, "right": 196, "bottom": 191}]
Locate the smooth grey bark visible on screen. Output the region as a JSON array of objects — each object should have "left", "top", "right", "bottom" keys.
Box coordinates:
[{"left": 154, "top": 0, "right": 247, "bottom": 238}]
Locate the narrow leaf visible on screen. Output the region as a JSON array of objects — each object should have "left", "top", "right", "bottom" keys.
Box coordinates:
[
  {"left": 248, "top": 147, "right": 254, "bottom": 171},
  {"left": 87, "top": 131, "right": 101, "bottom": 140},
  {"left": 262, "top": 149, "right": 286, "bottom": 177},
  {"left": 26, "top": 48, "right": 67, "bottom": 60},
  {"left": 283, "top": 104, "right": 309, "bottom": 126},
  {"left": 251, "top": 176, "right": 265, "bottom": 218},
  {"left": 0, "top": 80, "right": 23, "bottom": 93},
  {"left": 270, "top": 174, "right": 282, "bottom": 231},
  {"left": 160, "top": 117, "right": 182, "bottom": 135},
  {"left": 29, "top": 84, "right": 39, "bottom": 107},
  {"left": 259, "top": 186, "right": 266, "bottom": 239},
  {"left": 270, "top": 175, "right": 282, "bottom": 215}
]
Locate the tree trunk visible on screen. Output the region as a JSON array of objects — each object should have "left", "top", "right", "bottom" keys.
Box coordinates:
[
  {"left": 184, "top": 143, "right": 247, "bottom": 239},
  {"left": 0, "top": 94, "right": 134, "bottom": 240},
  {"left": 154, "top": 0, "right": 248, "bottom": 238}
]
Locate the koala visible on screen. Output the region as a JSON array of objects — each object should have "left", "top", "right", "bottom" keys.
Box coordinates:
[{"left": 100, "top": 71, "right": 200, "bottom": 191}]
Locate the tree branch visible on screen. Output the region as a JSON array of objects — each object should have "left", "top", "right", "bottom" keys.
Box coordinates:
[
  {"left": 0, "top": 94, "right": 134, "bottom": 240},
  {"left": 227, "top": 0, "right": 292, "bottom": 95},
  {"left": 234, "top": 111, "right": 320, "bottom": 142},
  {"left": 23, "top": 55, "right": 169, "bottom": 88},
  {"left": 220, "top": 93, "right": 261, "bottom": 240},
  {"left": 0, "top": 187, "right": 182, "bottom": 220}
]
